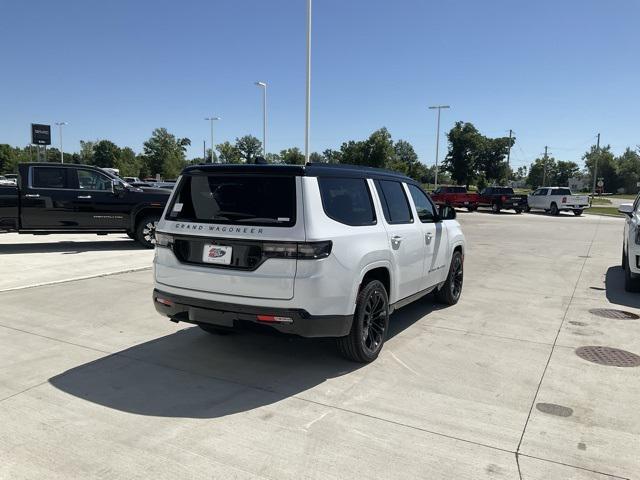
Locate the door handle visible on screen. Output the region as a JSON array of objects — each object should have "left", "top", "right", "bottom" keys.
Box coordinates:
[
  {"left": 24, "top": 193, "right": 40, "bottom": 198},
  {"left": 77, "top": 195, "right": 92, "bottom": 199},
  {"left": 391, "top": 235, "right": 403, "bottom": 244},
  {"left": 425, "top": 232, "right": 433, "bottom": 245}
]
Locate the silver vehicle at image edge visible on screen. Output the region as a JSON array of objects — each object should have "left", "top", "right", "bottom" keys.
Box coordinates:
[
  {"left": 152, "top": 163, "right": 466, "bottom": 362},
  {"left": 620, "top": 197, "right": 640, "bottom": 292}
]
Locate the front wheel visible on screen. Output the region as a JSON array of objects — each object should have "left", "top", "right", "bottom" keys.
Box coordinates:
[
  {"left": 467, "top": 205, "right": 477, "bottom": 212},
  {"left": 135, "top": 214, "right": 160, "bottom": 248},
  {"left": 491, "top": 203, "right": 501, "bottom": 214},
  {"left": 337, "top": 280, "right": 389, "bottom": 363},
  {"left": 436, "top": 250, "right": 464, "bottom": 305},
  {"left": 550, "top": 203, "right": 560, "bottom": 216},
  {"left": 573, "top": 209, "right": 583, "bottom": 216}
]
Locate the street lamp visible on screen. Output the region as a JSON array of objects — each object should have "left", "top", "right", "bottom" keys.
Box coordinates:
[
  {"left": 428, "top": 105, "right": 450, "bottom": 188},
  {"left": 55, "top": 122, "right": 68, "bottom": 163},
  {"left": 305, "top": 0, "right": 312, "bottom": 163},
  {"left": 254, "top": 81, "right": 267, "bottom": 156},
  {"left": 204, "top": 117, "right": 221, "bottom": 163}
]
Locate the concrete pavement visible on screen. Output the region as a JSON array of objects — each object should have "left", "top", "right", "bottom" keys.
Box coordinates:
[{"left": 0, "top": 212, "right": 638, "bottom": 479}]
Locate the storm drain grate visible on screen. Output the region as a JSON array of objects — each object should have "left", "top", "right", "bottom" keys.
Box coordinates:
[
  {"left": 588, "top": 308, "right": 639, "bottom": 320},
  {"left": 575, "top": 346, "right": 640, "bottom": 367},
  {"left": 536, "top": 403, "right": 573, "bottom": 417}
]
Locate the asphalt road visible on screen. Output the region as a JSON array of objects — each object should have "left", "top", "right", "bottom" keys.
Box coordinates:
[{"left": 0, "top": 211, "right": 638, "bottom": 479}]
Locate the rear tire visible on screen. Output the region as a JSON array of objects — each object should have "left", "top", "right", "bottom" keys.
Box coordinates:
[
  {"left": 467, "top": 205, "right": 477, "bottom": 212},
  {"left": 573, "top": 209, "right": 583, "bottom": 216},
  {"left": 135, "top": 214, "right": 160, "bottom": 248},
  {"left": 491, "top": 202, "right": 501, "bottom": 214},
  {"left": 550, "top": 203, "right": 560, "bottom": 216},
  {"left": 337, "top": 280, "right": 389, "bottom": 363},
  {"left": 436, "top": 250, "right": 464, "bottom": 305},
  {"left": 524, "top": 206, "right": 531, "bottom": 213},
  {"left": 199, "top": 324, "right": 233, "bottom": 335}
]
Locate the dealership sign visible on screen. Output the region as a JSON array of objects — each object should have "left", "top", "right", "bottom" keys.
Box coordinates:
[{"left": 31, "top": 123, "right": 51, "bottom": 145}]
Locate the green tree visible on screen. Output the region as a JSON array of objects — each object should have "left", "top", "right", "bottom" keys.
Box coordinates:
[
  {"left": 280, "top": 147, "right": 305, "bottom": 165},
  {"left": 365, "top": 127, "right": 394, "bottom": 168},
  {"left": 390, "top": 139, "right": 419, "bottom": 177},
  {"left": 322, "top": 149, "right": 342, "bottom": 164},
  {"left": 583, "top": 145, "right": 617, "bottom": 193},
  {"left": 265, "top": 152, "right": 281, "bottom": 164},
  {"left": 555, "top": 160, "right": 580, "bottom": 186},
  {"left": 309, "top": 152, "right": 323, "bottom": 163},
  {"left": 443, "top": 122, "right": 482, "bottom": 187},
  {"left": 0, "top": 144, "right": 18, "bottom": 173},
  {"left": 93, "top": 140, "right": 121, "bottom": 168},
  {"left": 476, "top": 136, "right": 511, "bottom": 183},
  {"left": 526, "top": 157, "right": 557, "bottom": 188},
  {"left": 216, "top": 141, "right": 243, "bottom": 164},
  {"left": 116, "top": 147, "right": 141, "bottom": 177},
  {"left": 235, "top": 135, "right": 262, "bottom": 163},
  {"left": 339, "top": 140, "right": 368, "bottom": 165},
  {"left": 616, "top": 147, "right": 640, "bottom": 193},
  {"left": 79, "top": 141, "right": 95, "bottom": 165},
  {"left": 143, "top": 128, "right": 190, "bottom": 178}
]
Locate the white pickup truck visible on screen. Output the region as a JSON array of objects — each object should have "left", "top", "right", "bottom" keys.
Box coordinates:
[{"left": 526, "top": 187, "right": 590, "bottom": 216}]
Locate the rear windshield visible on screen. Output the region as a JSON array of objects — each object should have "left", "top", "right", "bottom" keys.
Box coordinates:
[
  {"left": 166, "top": 174, "right": 296, "bottom": 227},
  {"left": 449, "top": 186, "right": 467, "bottom": 193},
  {"left": 493, "top": 187, "right": 514, "bottom": 194},
  {"left": 553, "top": 188, "right": 572, "bottom": 195}
]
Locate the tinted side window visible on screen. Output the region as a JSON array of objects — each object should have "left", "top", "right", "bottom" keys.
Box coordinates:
[
  {"left": 408, "top": 184, "right": 437, "bottom": 223},
  {"left": 77, "top": 169, "right": 112, "bottom": 191},
  {"left": 318, "top": 177, "right": 376, "bottom": 226},
  {"left": 554, "top": 188, "right": 571, "bottom": 195},
  {"left": 31, "top": 167, "right": 68, "bottom": 189},
  {"left": 374, "top": 180, "right": 413, "bottom": 224}
]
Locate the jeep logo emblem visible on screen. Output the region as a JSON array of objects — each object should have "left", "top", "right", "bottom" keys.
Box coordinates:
[{"left": 208, "top": 247, "right": 227, "bottom": 258}]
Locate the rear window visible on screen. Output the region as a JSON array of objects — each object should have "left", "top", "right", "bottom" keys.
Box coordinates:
[
  {"left": 493, "top": 187, "right": 514, "bottom": 194},
  {"left": 450, "top": 186, "right": 467, "bottom": 193},
  {"left": 318, "top": 177, "right": 376, "bottom": 226},
  {"left": 553, "top": 188, "right": 572, "bottom": 195},
  {"left": 31, "top": 167, "right": 68, "bottom": 189},
  {"left": 374, "top": 180, "right": 413, "bottom": 224},
  {"left": 167, "top": 175, "right": 296, "bottom": 227}
]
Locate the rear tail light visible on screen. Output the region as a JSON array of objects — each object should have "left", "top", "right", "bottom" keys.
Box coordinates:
[
  {"left": 155, "top": 232, "right": 174, "bottom": 248},
  {"left": 263, "top": 241, "right": 332, "bottom": 260},
  {"left": 562, "top": 197, "right": 567, "bottom": 203},
  {"left": 501, "top": 195, "right": 507, "bottom": 202},
  {"left": 155, "top": 297, "right": 174, "bottom": 307}
]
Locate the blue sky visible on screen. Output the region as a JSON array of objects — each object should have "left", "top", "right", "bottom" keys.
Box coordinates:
[{"left": 1, "top": 0, "right": 639, "bottom": 169}]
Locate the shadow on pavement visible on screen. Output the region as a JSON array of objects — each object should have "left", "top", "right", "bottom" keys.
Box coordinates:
[
  {"left": 49, "top": 295, "right": 444, "bottom": 419},
  {"left": 0, "top": 239, "right": 142, "bottom": 254},
  {"left": 605, "top": 266, "right": 640, "bottom": 309}
]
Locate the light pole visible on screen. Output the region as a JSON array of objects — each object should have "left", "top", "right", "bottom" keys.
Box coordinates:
[
  {"left": 204, "top": 117, "right": 220, "bottom": 163},
  {"left": 305, "top": 0, "right": 312, "bottom": 163},
  {"left": 428, "top": 105, "right": 450, "bottom": 188},
  {"left": 254, "top": 82, "right": 267, "bottom": 156},
  {"left": 55, "top": 122, "right": 68, "bottom": 163}
]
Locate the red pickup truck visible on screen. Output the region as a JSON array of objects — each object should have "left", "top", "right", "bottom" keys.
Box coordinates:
[{"left": 430, "top": 186, "right": 479, "bottom": 211}]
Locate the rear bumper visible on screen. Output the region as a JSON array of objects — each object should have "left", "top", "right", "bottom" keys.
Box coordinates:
[
  {"left": 153, "top": 289, "right": 353, "bottom": 338},
  {"left": 559, "top": 204, "right": 590, "bottom": 210}
]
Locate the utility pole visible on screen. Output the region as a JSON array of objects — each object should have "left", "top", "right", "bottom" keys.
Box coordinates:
[
  {"left": 591, "top": 133, "right": 601, "bottom": 198},
  {"left": 55, "top": 122, "right": 68, "bottom": 163},
  {"left": 506, "top": 129, "right": 513, "bottom": 169},
  {"left": 254, "top": 82, "right": 267, "bottom": 155},
  {"left": 428, "top": 105, "right": 450, "bottom": 188},
  {"left": 203, "top": 140, "right": 206, "bottom": 162},
  {"left": 542, "top": 146, "right": 549, "bottom": 187},
  {"left": 204, "top": 117, "right": 220, "bottom": 163}
]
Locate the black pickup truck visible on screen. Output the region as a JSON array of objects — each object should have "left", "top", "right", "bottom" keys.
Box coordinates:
[
  {"left": 477, "top": 186, "right": 528, "bottom": 214},
  {"left": 0, "top": 163, "right": 170, "bottom": 247}
]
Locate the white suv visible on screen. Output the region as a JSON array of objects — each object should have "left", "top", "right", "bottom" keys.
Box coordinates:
[
  {"left": 620, "top": 198, "right": 640, "bottom": 292},
  {"left": 153, "top": 163, "right": 466, "bottom": 362}
]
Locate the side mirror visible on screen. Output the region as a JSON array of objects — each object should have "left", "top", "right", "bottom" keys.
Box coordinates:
[
  {"left": 439, "top": 205, "right": 457, "bottom": 221},
  {"left": 618, "top": 203, "right": 634, "bottom": 216},
  {"left": 112, "top": 179, "right": 125, "bottom": 195}
]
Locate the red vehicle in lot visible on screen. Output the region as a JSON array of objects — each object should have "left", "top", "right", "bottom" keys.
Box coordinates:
[{"left": 430, "top": 186, "right": 480, "bottom": 211}]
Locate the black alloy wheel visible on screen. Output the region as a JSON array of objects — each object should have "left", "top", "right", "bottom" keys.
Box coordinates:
[{"left": 337, "top": 280, "right": 389, "bottom": 363}]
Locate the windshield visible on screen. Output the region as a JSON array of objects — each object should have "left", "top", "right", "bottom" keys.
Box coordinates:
[{"left": 167, "top": 174, "right": 296, "bottom": 227}]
